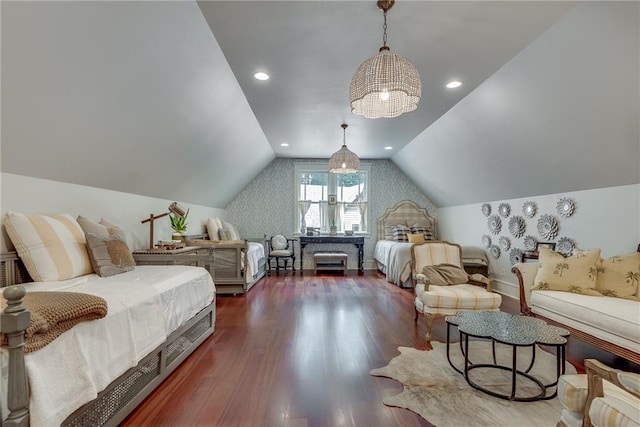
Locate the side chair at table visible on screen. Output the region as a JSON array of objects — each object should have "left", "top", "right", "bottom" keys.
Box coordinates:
[{"left": 265, "top": 234, "right": 296, "bottom": 275}]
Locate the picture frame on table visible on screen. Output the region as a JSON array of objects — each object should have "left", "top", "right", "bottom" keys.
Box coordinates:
[
  {"left": 328, "top": 194, "right": 337, "bottom": 205},
  {"left": 536, "top": 242, "right": 556, "bottom": 252}
]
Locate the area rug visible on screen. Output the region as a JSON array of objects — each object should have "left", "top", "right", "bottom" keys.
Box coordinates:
[{"left": 370, "top": 341, "right": 576, "bottom": 427}]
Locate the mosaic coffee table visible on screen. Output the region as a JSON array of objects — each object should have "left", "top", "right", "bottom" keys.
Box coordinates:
[{"left": 445, "top": 311, "right": 569, "bottom": 402}]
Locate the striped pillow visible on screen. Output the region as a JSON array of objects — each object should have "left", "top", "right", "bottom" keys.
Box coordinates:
[
  {"left": 392, "top": 225, "right": 410, "bottom": 242},
  {"left": 411, "top": 225, "right": 435, "bottom": 240},
  {"left": 4, "top": 212, "right": 93, "bottom": 282}
]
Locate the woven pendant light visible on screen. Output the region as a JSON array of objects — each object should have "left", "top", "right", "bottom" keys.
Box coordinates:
[
  {"left": 350, "top": 0, "right": 421, "bottom": 119},
  {"left": 328, "top": 124, "right": 360, "bottom": 174}
]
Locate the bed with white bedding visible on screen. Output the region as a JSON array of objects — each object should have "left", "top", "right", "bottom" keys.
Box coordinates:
[
  {"left": 373, "top": 201, "right": 437, "bottom": 287},
  {"left": 184, "top": 234, "right": 266, "bottom": 295},
  {"left": 1, "top": 256, "right": 215, "bottom": 426}
]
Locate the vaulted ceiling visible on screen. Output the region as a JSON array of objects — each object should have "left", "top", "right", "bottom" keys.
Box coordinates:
[{"left": 2, "top": 1, "right": 638, "bottom": 208}]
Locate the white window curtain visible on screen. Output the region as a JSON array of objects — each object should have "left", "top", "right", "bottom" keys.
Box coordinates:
[
  {"left": 320, "top": 202, "right": 329, "bottom": 231},
  {"left": 298, "top": 200, "right": 311, "bottom": 233},
  {"left": 335, "top": 204, "right": 344, "bottom": 231},
  {"left": 359, "top": 202, "right": 367, "bottom": 232}
]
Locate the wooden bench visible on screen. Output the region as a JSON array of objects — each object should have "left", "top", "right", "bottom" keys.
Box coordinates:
[{"left": 313, "top": 252, "right": 347, "bottom": 275}]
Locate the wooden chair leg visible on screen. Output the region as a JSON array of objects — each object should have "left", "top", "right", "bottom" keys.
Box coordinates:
[{"left": 425, "top": 314, "right": 435, "bottom": 341}]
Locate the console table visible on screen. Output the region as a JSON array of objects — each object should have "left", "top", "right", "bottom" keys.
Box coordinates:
[{"left": 299, "top": 235, "right": 365, "bottom": 274}]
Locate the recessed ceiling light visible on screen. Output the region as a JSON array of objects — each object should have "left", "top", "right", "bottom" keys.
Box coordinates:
[
  {"left": 280, "top": 143, "right": 289, "bottom": 147},
  {"left": 446, "top": 80, "right": 462, "bottom": 89},
  {"left": 384, "top": 146, "right": 393, "bottom": 150},
  {"left": 254, "top": 72, "right": 269, "bottom": 81}
]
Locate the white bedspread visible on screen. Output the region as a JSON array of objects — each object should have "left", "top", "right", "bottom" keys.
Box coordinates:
[
  {"left": 374, "top": 240, "right": 414, "bottom": 287},
  {"left": 1, "top": 265, "right": 215, "bottom": 426},
  {"left": 245, "top": 241, "right": 265, "bottom": 284}
]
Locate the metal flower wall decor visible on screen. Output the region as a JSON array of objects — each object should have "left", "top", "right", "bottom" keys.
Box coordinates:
[
  {"left": 489, "top": 245, "right": 501, "bottom": 259},
  {"left": 556, "top": 237, "right": 575, "bottom": 256},
  {"left": 498, "top": 203, "right": 511, "bottom": 218},
  {"left": 499, "top": 236, "right": 511, "bottom": 251},
  {"left": 557, "top": 197, "right": 575, "bottom": 218},
  {"left": 487, "top": 215, "right": 502, "bottom": 235},
  {"left": 522, "top": 201, "right": 537, "bottom": 218},
  {"left": 481, "top": 203, "right": 492, "bottom": 217},
  {"left": 481, "top": 235, "right": 492, "bottom": 248},
  {"left": 508, "top": 216, "right": 526, "bottom": 238},
  {"left": 537, "top": 214, "right": 559, "bottom": 240},
  {"left": 523, "top": 235, "right": 537, "bottom": 251},
  {"left": 509, "top": 248, "right": 524, "bottom": 265}
]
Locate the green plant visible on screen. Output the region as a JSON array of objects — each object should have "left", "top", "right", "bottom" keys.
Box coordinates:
[{"left": 169, "top": 209, "right": 189, "bottom": 234}]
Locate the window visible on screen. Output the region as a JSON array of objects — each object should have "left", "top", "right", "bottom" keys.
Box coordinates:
[{"left": 294, "top": 162, "right": 370, "bottom": 234}]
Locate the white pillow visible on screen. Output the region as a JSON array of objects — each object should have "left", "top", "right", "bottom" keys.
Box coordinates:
[
  {"left": 4, "top": 212, "right": 93, "bottom": 281},
  {"left": 206, "top": 217, "right": 224, "bottom": 241},
  {"left": 222, "top": 220, "right": 240, "bottom": 240}
]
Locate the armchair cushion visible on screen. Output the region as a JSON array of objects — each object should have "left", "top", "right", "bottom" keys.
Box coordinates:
[
  {"left": 415, "top": 283, "right": 502, "bottom": 314},
  {"left": 421, "top": 263, "right": 468, "bottom": 286}
]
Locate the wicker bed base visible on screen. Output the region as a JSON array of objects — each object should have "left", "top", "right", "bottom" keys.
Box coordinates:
[
  {"left": 1, "top": 252, "right": 215, "bottom": 427},
  {"left": 63, "top": 302, "right": 214, "bottom": 427}
]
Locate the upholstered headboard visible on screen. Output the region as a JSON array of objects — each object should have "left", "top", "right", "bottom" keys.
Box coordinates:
[{"left": 376, "top": 200, "right": 437, "bottom": 242}]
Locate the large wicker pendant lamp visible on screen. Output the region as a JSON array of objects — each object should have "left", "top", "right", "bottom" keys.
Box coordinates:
[
  {"left": 328, "top": 123, "right": 360, "bottom": 174},
  {"left": 350, "top": 0, "right": 421, "bottom": 119}
]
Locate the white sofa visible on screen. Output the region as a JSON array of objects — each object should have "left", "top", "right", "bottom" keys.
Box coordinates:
[{"left": 512, "top": 261, "right": 640, "bottom": 365}]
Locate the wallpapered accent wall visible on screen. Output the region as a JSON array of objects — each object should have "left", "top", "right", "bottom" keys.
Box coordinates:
[{"left": 225, "top": 158, "right": 436, "bottom": 269}]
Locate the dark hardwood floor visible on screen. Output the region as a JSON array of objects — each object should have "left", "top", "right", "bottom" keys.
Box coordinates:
[{"left": 120, "top": 270, "right": 611, "bottom": 427}]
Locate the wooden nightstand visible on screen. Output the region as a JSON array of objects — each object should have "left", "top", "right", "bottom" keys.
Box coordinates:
[{"left": 132, "top": 246, "right": 215, "bottom": 280}]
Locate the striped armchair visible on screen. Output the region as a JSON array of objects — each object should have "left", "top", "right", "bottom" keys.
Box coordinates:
[{"left": 411, "top": 241, "right": 502, "bottom": 340}]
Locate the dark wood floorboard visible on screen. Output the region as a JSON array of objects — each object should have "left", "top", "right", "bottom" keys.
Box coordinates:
[{"left": 120, "top": 270, "right": 623, "bottom": 427}]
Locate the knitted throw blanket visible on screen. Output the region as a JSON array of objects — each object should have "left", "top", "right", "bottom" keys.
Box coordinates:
[{"left": 1, "top": 291, "right": 108, "bottom": 353}]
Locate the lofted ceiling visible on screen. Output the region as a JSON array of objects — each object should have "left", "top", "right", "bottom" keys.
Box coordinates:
[
  {"left": 2, "top": 1, "right": 638, "bottom": 209},
  {"left": 198, "top": 1, "right": 575, "bottom": 159}
]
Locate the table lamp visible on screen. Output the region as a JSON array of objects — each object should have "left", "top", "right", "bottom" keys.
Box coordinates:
[{"left": 141, "top": 202, "right": 187, "bottom": 249}]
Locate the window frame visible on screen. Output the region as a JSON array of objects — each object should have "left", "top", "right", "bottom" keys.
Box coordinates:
[{"left": 293, "top": 161, "right": 370, "bottom": 236}]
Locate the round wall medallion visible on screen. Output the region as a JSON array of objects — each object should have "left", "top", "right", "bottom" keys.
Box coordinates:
[
  {"left": 556, "top": 237, "right": 575, "bottom": 256},
  {"left": 498, "top": 203, "right": 511, "bottom": 218},
  {"left": 489, "top": 245, "right": 501, "bottom": 259},
  {"left": 523, "top": 235, "right": 537, "bottom": 251},
  {"left": 509, "top": 248, "right": 524, "bottom": 265},
  {"left": 522, "top": 201, "right": 537, "bottom": 218},
  {"left": 557, "top": 198, "right": 575, "bottom": 218},
  {"left": 487, "top": 215, "right": 502, "bottom": 235},
  {"left": 499, "top": 236, "right": 511, "bottom": 251},
  {"left": 481, "top": 203, "right": 492, "bottom": 217},
  {"left": 537, "top": 214, "right": 559, "bottom": 240},
  {"left": 508, "top": 216, "right": 526, "bottom": 238},
  {"left": 481, "top": 235, "right": 492, "bottom": 248}
]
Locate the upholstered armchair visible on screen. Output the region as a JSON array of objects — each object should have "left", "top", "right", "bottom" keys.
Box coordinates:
[
  {"left": 265, "top": 234, "right": 296, "bottom": 274},
  {"left": 557, "top": 359, "right": 640, "bottom": 427},
  {"left": 410, "top": 241, "right": 502, "bottom": 340}
]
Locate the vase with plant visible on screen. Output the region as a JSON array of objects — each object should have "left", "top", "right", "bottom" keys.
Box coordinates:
[{"left": 169, "top": 209, "right": 189, "bottom": 241}]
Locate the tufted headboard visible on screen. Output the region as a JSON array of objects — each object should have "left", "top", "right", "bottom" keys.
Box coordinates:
[{"left": 376, "top": 200, "right": 437, "bottom": 242}]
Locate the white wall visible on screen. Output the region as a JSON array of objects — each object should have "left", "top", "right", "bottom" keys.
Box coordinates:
[
  {"left": 438, "top": 184, "right": 640, "bottom": 297},
  {"left": 1, "top": 173, "right": 225, "bottom": 252}
]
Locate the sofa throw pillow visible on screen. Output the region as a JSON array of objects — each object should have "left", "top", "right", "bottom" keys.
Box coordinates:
[
  {"left": 77, "top": 215, "right": 126, "bottom": 241},
  {"left": 407, "top": 233, "right": 426, "bottom": 244},
  {"left": 392, "top": 225, "right": 410, "bottom": 242},
  {"left": 218, "top": 228, "right": 231, "bottom": 241},
  {"left": 532, "top": 247, "right": 601, "bottom": 294},
  {"left": 85, "top": 233, "right": 136, "bottom": 277},
  {"left": 596, "top": 252, "right": 640, "bottom": 298},
  {"left": 422, "top": 263, "right": 469, "bottom": 286},
  {"left": 4, "top": 212, "right": 93, "bottom": 282}
]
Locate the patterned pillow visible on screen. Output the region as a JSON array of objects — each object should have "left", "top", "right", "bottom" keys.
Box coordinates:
[
  {"left": 392, "top": 225, "right": 410, "bottom": 242},
  {"left": 596, "top": 252, "right": 640, "bottom": 298},
  {"left": 4, "top": 212, "right": 93, "bottom": 281},
  {"left": 532, "top": 247, "right": 601, "bottom": 294},
  {"left": 384, "top": 220, "right": 406, "bottom": 240},
  {"left": 410, "top": 225, "right": 434, "bottom": 240},
  {"left": 85, "top": 233, "right": 136, "bottom": 277}
]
